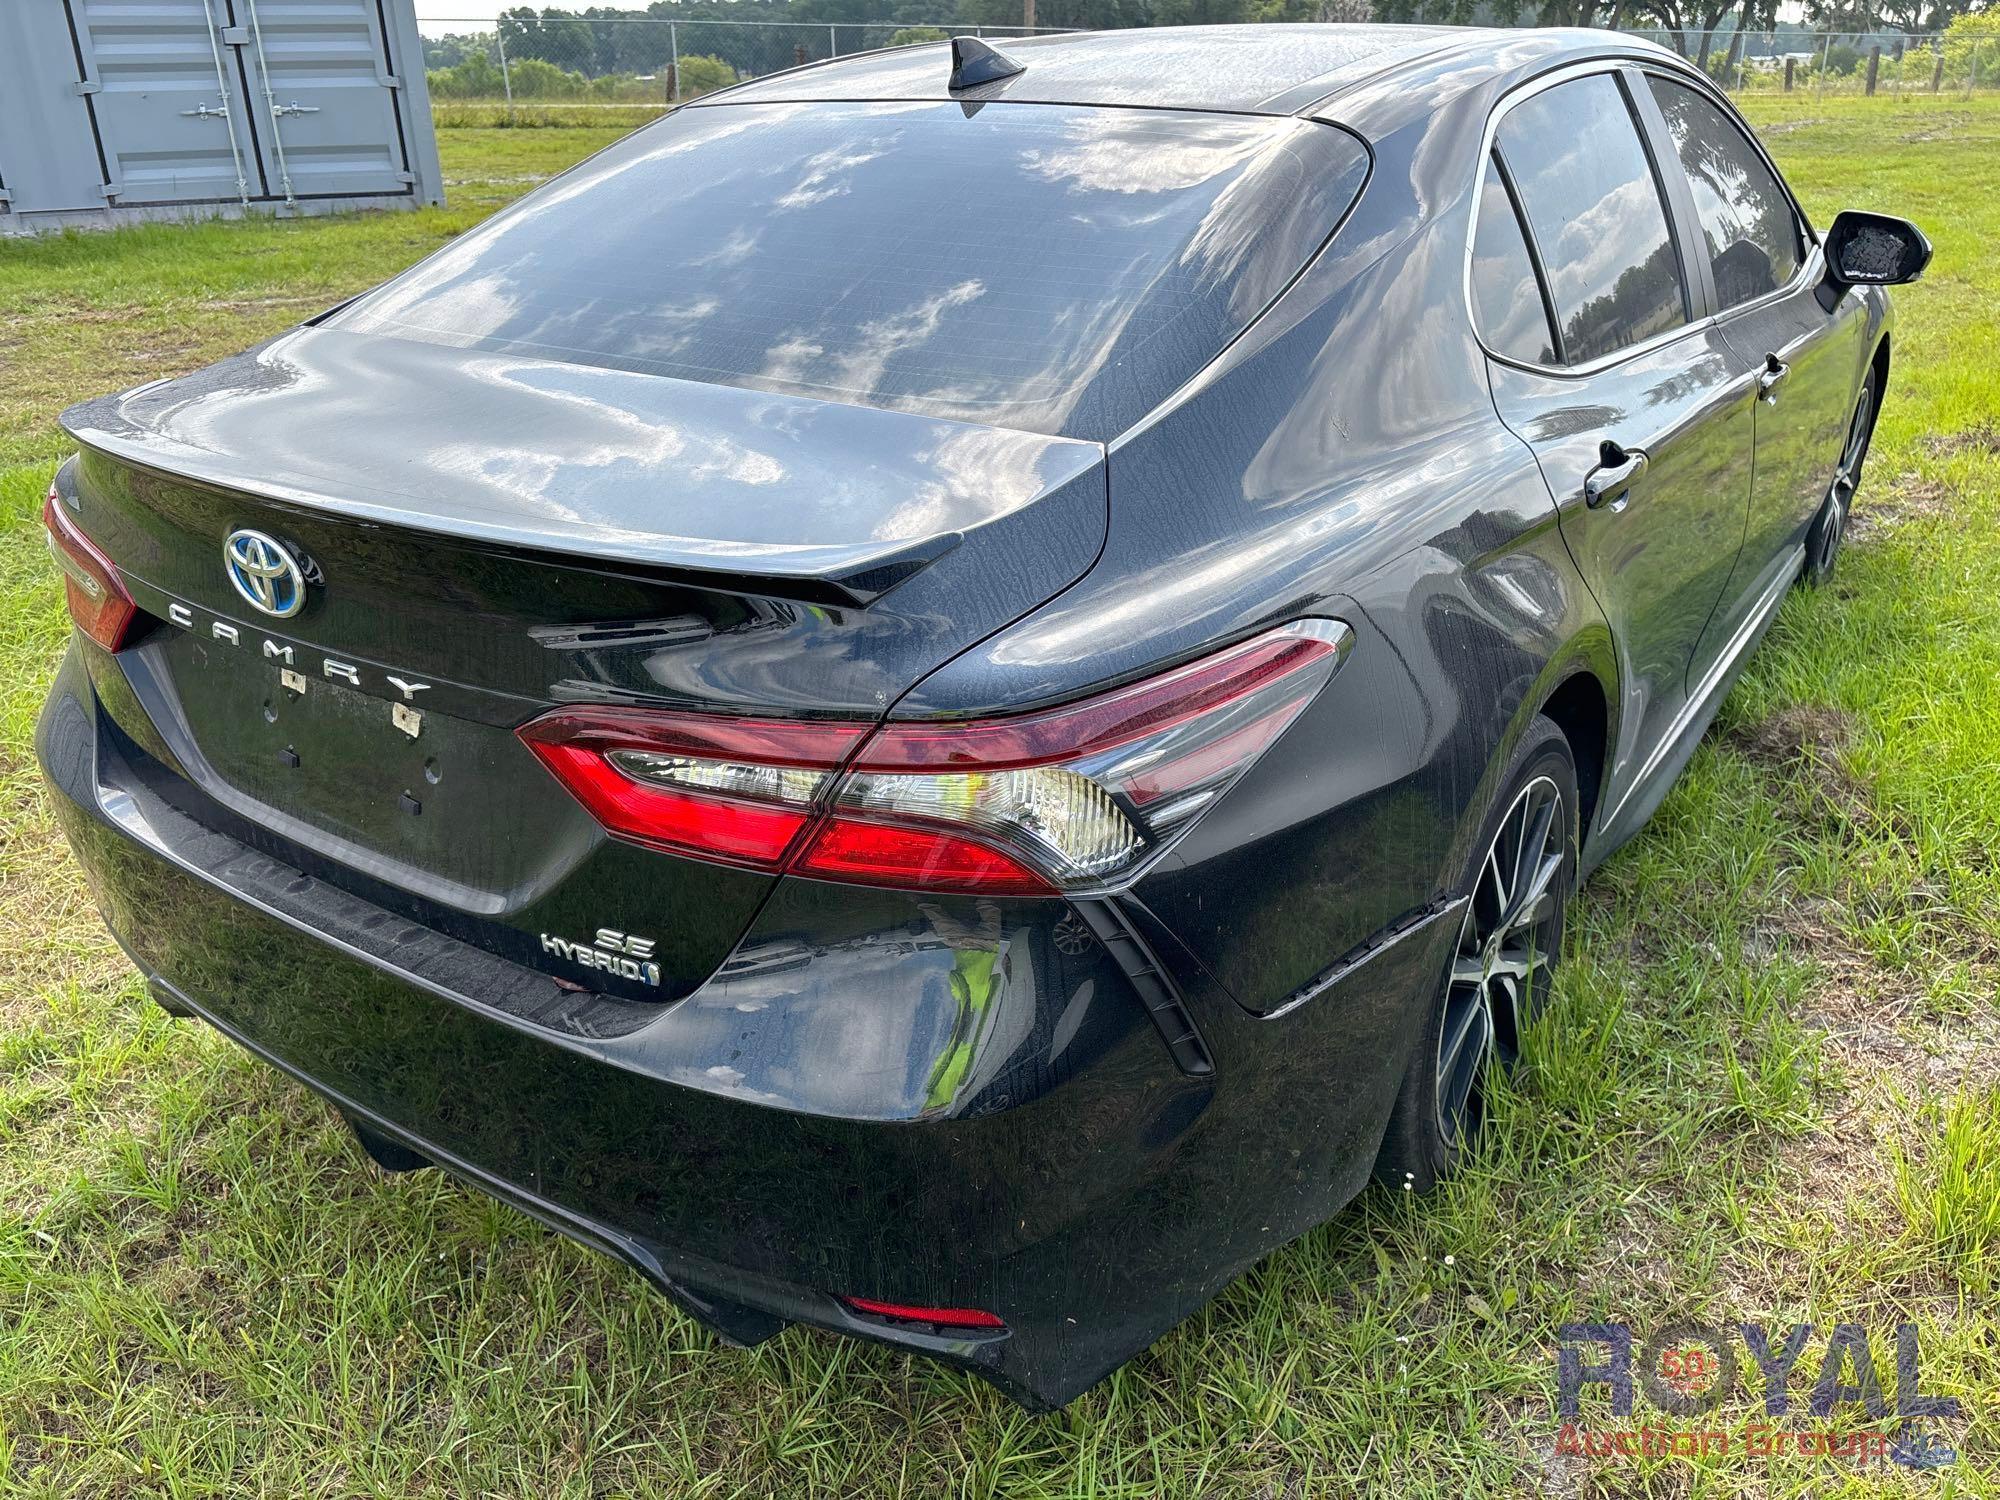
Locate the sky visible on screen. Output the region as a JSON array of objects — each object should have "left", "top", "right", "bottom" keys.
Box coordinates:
[
  {"left": 417, "top": 2, "right": 557, "bottom": 26},
  {"left": 417, "top": 1, "right": 614, "bottom": 25}
]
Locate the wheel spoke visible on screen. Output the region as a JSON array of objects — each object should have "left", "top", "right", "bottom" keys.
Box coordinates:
[
  {"left": 1486, "top": 948, "right": 1549, "bottom": 981},
  {"left": 1499, "top": 849, "right": 1564, "bottom": 937},
  {"left": 1485, "top": 846, "right": 1511, "bottom": 916}
]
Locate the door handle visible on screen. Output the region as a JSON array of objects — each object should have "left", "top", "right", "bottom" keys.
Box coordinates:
[
  {"left": 1758, "top": 353, "right": 1791, "bottom": 403},
  {"left": 1584, "top": 443, "right": 1648, "bottom": 511}
]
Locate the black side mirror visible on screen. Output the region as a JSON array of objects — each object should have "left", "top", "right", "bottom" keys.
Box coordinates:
[{"left": 1824, "top": 210, "right": 1932, "bottom": 287}]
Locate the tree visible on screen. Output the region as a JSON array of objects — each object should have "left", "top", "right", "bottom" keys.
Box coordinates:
[
  {"left": 504, "top": 57, "right": 589, "bottom": 96},
  {"left": 427, "top": 52, "right": 505, "bottom": 98},
  {"left": 423, "top": 32, "right": 494, "bottom": 70},
  {"left": 498, "top": 8, "right": 600, "bottom": 71},
  {"left": 675, "top": 53, "right": 739, "bottom": 96},
  {"left": 1625, "top": 0, "right": 1742, "bottom": 57},
  {"left": 1804, "top": 0, "right": 1982, "bottom": 33},
  {"left": 1939, "top": 8, "right": 2000, "bottom": 78},
  {"left": 888, "top": 25, "right": 950, "bottom": 43},
  {"left": 958, "top": 0, "right": 1143, "bottom": 25},
  {"left": 1148, "top": 0, "right": 1256, "bottom": 24},
  {"left": 1371, "top": 0, "right": 1494, "bottom": 26}
]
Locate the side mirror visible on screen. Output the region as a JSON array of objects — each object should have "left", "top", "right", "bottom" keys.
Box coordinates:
[{"left": 1824, "top": 210, "right": 1932, "bottom": 287}]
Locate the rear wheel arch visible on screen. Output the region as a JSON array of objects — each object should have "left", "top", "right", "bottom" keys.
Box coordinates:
[{"left": 1536, "top": 669, "right": 1611, "bottom": 844}]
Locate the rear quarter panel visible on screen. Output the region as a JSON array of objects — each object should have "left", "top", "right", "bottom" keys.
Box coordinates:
[{"left": 897, "top": 92, "right": 1615, "bottom": 1018}]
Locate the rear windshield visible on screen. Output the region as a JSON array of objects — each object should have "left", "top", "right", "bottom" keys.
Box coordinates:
[{"left": 333, "top": 101, "right": 1368, "bottom": 440}]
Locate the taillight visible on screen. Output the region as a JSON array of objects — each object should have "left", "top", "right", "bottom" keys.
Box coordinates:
[
  {"left": 44, "top": 488, "right": 138, "bottom": 652},
  {"left": 517, "top": 709, "right": 868, "bottom": 870},
  {"left": 518, "top": 619, "right": 1348, "bottom": 895}
]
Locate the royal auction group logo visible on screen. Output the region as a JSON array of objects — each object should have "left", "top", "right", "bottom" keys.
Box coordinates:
[{"left": 1554, "top": 1322, "right": 1959, "bottom": 1469}]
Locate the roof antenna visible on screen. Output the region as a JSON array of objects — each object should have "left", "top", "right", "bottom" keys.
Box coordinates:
[{"left": 948, "top": 35, "right": 1025, "bottom": 90}]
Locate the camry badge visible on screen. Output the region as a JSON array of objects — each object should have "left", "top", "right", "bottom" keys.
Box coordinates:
[{"left": 223, "top": 528, "right": 307, "bottom": 619}]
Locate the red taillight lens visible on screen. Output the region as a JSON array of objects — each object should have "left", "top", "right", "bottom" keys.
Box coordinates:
[
  {"left": 794, "top": 817, "right": 1056, "bottom": 895},
  {"left": 841, "top": 1296, "right": 1006, "bottom": 1331},
  {"left": 44, "top": 489, "right": 137, "bottom": 652},
  {"left": 517, "top": 620, "right": 1349, "bottom": 894},
  {"left": 517, "top": 709, "right": 868, "bottom": 869}
]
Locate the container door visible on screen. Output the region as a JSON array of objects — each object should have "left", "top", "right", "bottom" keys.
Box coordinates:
[
  {"left": 68, "top": 0, "right": 259, "bottom": 207},
  {"left": 234, "top": 0, "right": 415, "bottom": 201},
  {"left": 0, "top": 4, "right": 122, "bottom": 216}
]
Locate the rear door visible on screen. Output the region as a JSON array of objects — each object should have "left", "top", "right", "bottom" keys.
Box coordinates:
[
  {"left": 1476, "top": 67, "right": 1756, "bottom": 782},
  {"left": 1641, "top": 70, "right": 1868, "bottom": 673}
]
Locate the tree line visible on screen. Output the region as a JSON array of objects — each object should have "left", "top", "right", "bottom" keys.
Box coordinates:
[{"left": 420, "top": 0, "right": 1995, "bottom": 90}]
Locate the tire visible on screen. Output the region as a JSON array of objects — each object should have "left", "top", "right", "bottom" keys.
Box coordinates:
[
  {"left": 1802, "top": 366, "right": 1878, "bottom": 589},
  {"left": 1375, "top": 715, "right": 1579, "bottom": 1192}
]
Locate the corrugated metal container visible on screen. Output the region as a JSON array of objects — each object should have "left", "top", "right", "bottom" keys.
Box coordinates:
[{"left": 0, "top": 0, "right": 442, "bottom": 233}]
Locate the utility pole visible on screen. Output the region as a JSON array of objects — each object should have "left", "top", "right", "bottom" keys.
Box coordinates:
[{"left": 1024, "top": 0, "right": 1037, "bottom": 29}]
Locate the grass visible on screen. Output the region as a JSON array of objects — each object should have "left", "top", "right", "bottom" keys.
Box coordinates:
[{"left": 2, "top": 94, "right": 1998, "bottom": 1495}]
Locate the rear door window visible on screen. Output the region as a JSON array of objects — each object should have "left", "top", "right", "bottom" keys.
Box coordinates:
[
  {"left": 1470, "top": 153, "right": 1558, "bottom": 365},
  {"left": 1494, "top": 73, "right": 1690, "bottom": 365},
  {"left": 1646, "top": 76, "right": 1804, "bottom": 310},
  {"left": 333, "top": 102, "right": 1368, "bottom": 441}
]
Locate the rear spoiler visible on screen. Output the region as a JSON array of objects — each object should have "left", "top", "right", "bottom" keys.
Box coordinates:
[
  {"left": 60, "top": 327, "right": 1104, "bottom": 609},
  {"left": 59, "top": 436, "right": 963, "bottom": 608}
]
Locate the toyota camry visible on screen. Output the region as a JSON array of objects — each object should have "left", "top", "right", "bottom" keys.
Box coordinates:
[{"left": 37, "top": 24, "right": 1930, "bottom": 1408}]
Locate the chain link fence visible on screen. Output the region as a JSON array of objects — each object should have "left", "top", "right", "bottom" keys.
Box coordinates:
[
  {"left": 417, "top": 16, "right": 2000, "bottom": 126},
  {"left": 1621, "top": 28, "right": 1998, "bottom": 98}
]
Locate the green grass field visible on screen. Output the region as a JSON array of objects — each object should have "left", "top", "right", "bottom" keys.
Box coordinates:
[{"left": 2, "top": 98, "right": 1997, "bottom": 1496}]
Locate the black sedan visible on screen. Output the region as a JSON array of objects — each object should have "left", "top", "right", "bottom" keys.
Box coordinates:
[{"left": 37, "top": 25, "right": 1928, "bottom": 1408}]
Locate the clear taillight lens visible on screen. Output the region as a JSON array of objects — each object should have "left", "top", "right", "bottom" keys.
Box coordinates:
[
  {"left": 44, "top": 487, "right": 138, "bottom": 652},
  {"left": 518, "top": 620, "right": 1349, "bottom": 895},
  {"left": 799, "top": 619, "right": 1349, "bottom": 891}
]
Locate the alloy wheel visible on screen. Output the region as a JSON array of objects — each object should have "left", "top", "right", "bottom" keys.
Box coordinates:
[
  {"left": 1815, "top": 383, "right": 1874, "bottom": 578},
  {"left": 1434, "top": 774, "right": 1567, "bottom": 1148}
]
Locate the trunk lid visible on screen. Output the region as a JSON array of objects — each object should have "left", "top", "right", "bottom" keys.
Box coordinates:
[{"left": 59, "top": 327, "right": 1106, "bottom": 996}]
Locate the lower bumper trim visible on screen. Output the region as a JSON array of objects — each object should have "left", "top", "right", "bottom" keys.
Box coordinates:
[{"left": 149, "top": 967, "right": 794, "bottom": 1351}]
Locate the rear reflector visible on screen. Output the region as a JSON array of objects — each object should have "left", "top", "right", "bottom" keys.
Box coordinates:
[
  {"left": 842, "top": 1296, "right": 1006, "bottom": 1331},
  {"left": 44, "top": 488, "right": 138, "bottom": 652},
  {"left": 518, "top": 619, "right": 1349, "bottom": 895}
]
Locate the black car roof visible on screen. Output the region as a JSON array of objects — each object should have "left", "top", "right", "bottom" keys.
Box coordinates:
[{"left": 694, "top": 23, "right": 1546, "bottom": 118}]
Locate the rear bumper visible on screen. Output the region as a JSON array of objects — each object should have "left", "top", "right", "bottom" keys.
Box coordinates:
[{"left": 37, "top": 640, "right": 1458, "bottom": 1407}]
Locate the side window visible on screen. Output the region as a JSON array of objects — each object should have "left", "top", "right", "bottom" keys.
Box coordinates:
[
  {"left": 1647, "top": 76, "right": 1804, "bottom": 310},
  {"left": 1495, "top": 73, "right": 1689, "bottom": 365},
  {"left": 1470, "top": 154, "right": 1558, "bottom": 365}
]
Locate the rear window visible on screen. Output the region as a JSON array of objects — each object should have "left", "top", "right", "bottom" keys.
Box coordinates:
[{"left": 333, "top": 101, "right": 1368, "bottom": 440}]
